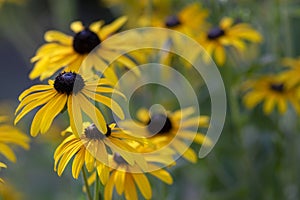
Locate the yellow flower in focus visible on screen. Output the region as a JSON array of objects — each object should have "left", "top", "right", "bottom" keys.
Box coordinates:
[
  {"left": 30, "top": 16, "right": 135, "bottom": 83},
  {"left": 242, "top": 75, "right": 300, "bottom": 115},
  {"left": 54, "top": 123, "right": 147, "bottom": 184},
  {"left": 121, "top": 107, "right": 211, "bottom": 163},
  {"left": 104, "top": 153, "right": 173, "bottom": 200},
  {"left": 15, "top": 72, "right": 124, "bottom": 137},
  {"left": 197, "top": 17, "right": 262, "bottom": 65}
]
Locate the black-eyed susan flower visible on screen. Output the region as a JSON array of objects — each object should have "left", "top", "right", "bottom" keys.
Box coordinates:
[
  {"left": 15, "top": 71, "right": 124, "bottom": 137},
  {"left": 242, "top": 75, "right": 300, "bottom": 115},
  {"left": 151, "top": 3, "right": 209, "bottom": 35},
  {"left": 29, "top": 16, "right": 136, "bottom": 83},
  {"left": 0, "top": 116, "right": 29, "bottom": 183},
  {"left": 54, "top": 122, "right": 147, "bottom": 184},
  {"left": 0, "top": 116, "right": 30, "bottom": 163},
  {"left": 281, "top": 57, "right": 300, "bottom": 87},
  {"left": 120, "top": 107, "right": 211, "bottom": 163},
  {"left": 197, "top": 17, "right": 262, "bottom": 65},
  {"left": 104, "top": 152, "right": 173, "bottom": 200}
]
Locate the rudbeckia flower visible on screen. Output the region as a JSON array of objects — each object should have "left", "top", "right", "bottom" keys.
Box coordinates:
[
  {"left": 29, "top": 16, "right": 136, "bottom": 83},
  {"left": 104, "top": 152, "right": 173, "bottom": 200},
  {"left": 0, "top": 116, "right": 30, "bottom": 163},
  {"left": 242, "top": 75, "right": 300, "bottom": 114},
  {"left": 15, "top": 71, "right": 124, "bottom": 137},
  {"left": 197, "top": 17, "right": 262, "bottom": 65},
  {"left": 54, "top": 122, "right": 147, "bottom": 183},
  {"left": 281, "top": 57, "right": 300, "bottom": 87},
  {"left": 0, "top": 116, "right": 30, "bottom": 183},
  {"left": 120, "top": 107, "right": 211, "bottom": 163},
  {"left": 151, "top": 3, "right": 209, "bottom": 35}
]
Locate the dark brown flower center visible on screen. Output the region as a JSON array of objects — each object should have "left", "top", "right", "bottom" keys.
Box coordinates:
[
  {"left": 54, "top": 72, "right": 85, "bottom": 95},
  {"left": 147, "top": 114, "right": 173, "bottom": 135},
  {"left": 73, "top": 28, "right": 101, "bottom": 54},
  {"left": 84, "top": 123, "right": 111, "bottom": 140},
  {"left": 270, "top": 83, "right": 284, "bottom": 93},
  {"left": 207, "top": 27, "right": 225, "bottom": 40},
  {"left": 165, "top": 15, "right": 181, "bottom": 28},
  {"left": 113, "top": 153, "right": 128, "bottom": 165}
]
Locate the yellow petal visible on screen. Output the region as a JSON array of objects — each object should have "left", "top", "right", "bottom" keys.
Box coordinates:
[
  {"left": 104, "top": 171, "right": 116, "bottom": 200},
  {"left": 114, "top": 170, "right": 126, "bottom": 195},
  {"left": 67, "top": 95, "right": 82, "bottom": 137},
  {"left": 44, "top": 30, "right": 72, "bottom": 45},
  {"left": 124, "top": 174, "right": 138, "bottom": 200},
  {"left": 150, "top": 169, "right": 173, "bottom": 184},
  {"left": 0, "top": 143, "right": 16, "bottom": 162},
  {"left": 99, "top": 16, "right": 128, "bottom": 40},
  {"left": 215, "top": 45, "right": 226, "bottom": 66},
  {"left": 132, "top": 173, "right": 152, "bottom": 199},
  {"left": 72, "top": 148, "right": 85, "bottom": 179},
  {"left": 70, "top": 21, "right": 84, "bottom": 33},
  {"left": 77, "top": 93, "right": 107, "bottom": 133}
]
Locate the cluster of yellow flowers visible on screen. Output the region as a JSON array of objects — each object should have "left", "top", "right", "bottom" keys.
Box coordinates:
[{"left": 4, "top": 2, "right": 266, "bottom": 200}]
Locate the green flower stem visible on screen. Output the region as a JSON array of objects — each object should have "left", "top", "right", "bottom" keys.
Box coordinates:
[
  {"left": 82, "top": 168, "right": 93, "bottom": 200},
  {"left": 94, "top": 173, "right": 100, "bottom": 200}
]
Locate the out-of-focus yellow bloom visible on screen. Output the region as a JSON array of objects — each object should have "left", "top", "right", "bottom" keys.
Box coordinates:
[
  {"left": 0, "top": 116, "right": 29, "bottom": 184},
  {"left": 197, "top": 17, "right": 262, "bottom": 66},
  {"left": 15, "top": 72, "right": 124, "bottom": 137},
  {"left": 242, "top": 75, "right": 300, "bottom": 114},
  {"left": 54, "top": 122, "right": 147, "bottom": 184},
  {"left": 0, "top": 182, "right": 23, "bottom": 200},
  {"left": 30, "top": 16, "right": 135, "bottom": 83},
  {"left": 149, "top": 3, "right": 209, "bottom": 36},
  {"left": 281, "top": 57, "right": 300, "bottom": 87},
  {"left": 0, "top": 116, "right": 30, "bottom": 162},
  {"left": 103, "top": 152, "right": 173, "bottom": 200},
  {"left": 120, "top": 107, "right": 211, "bottom": 163}
]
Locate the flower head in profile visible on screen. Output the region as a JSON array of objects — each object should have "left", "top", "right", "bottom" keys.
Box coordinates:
[
  {"left": 54, "top": 122, "right": 147, "bottom": 184},
  {"left": 197, "top": 17, "right": 262, "bottom": 65},
  {"left": 0, "top": 116, "right": 30, "bottom": 183},
  {"left": 103, "top": 152, "right": 173, "bottom": 200},
  {"left": 242, "top": 75, "right": 300, "bottom": 115},
  {"left": 29, "top": 16, "right": 136, "bottom": 83},
  {"left": 15, "top": 71, "right": 124, "bottom": 137},
  {"left": 121, "top": 107, "right": 211, "bottom": 163}
]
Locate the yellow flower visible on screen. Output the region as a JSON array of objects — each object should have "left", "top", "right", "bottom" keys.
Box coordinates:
[
  {"left": 242, "top": 75, "right": 300, "bottom": 114},
  {"left": 197, "top": 17, "right": 262, "bottom": 65},
  {"left": 104, "top": 152, "right": 173, "bottom": 200},
  {"left": 15, "top": 71, "right": 124, "bottom": 137},
  {"left": 29, "top": 16, "right": 136, "bottom": 83},
  {"left": 281, "top": 57, "right": 300, "bottom": 87},
  {"left": 0, "top": 116, "right": 30, "bottom": 184},
  {"left": 0, "top": 182, "right": 23, "bottom": 200},
  {"left": 149, "top": 3, "right": 209, "bottom": 35},
  {"left": 0, "top": 116, "right": 30, "bottom": 163},
  {"left": 120, "top": 107, "right": 211, "bottom": 163},
  {"left": 54, "top": 122, "right": 146, "bottom": 184}
]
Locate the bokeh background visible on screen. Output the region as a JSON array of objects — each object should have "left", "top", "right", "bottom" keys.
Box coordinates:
[{"left": 1, "top": 0, "right": 300, "bottom": 199}]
